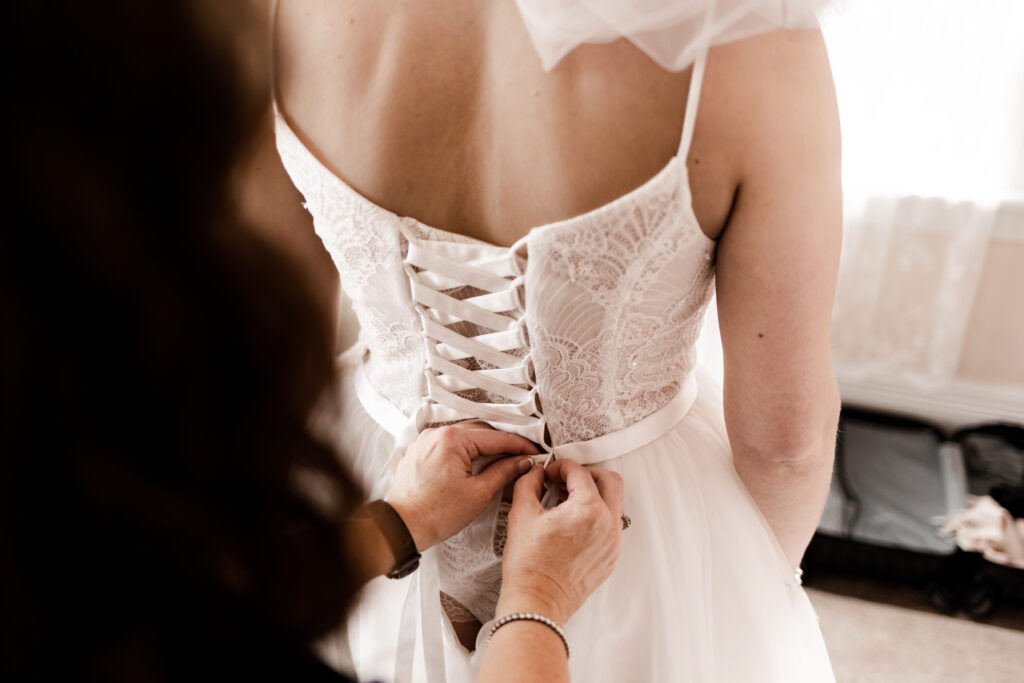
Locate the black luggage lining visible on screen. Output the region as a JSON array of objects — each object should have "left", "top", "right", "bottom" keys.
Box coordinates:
[{"left": 952, "top": 423, "right": 1024, "bottom": 449}]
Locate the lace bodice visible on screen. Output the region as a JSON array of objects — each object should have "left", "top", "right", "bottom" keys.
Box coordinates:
[{"left": 275, "top": 129, "right": 716, "bottom": 450}]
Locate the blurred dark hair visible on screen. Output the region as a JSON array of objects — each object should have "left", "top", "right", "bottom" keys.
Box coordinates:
[{"left": 1, "top": 2, "right": 361, "bottom": 680}]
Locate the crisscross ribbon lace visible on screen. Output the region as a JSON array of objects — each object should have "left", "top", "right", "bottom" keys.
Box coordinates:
[
  {"left": 355, "top": 223, "right": 703, "bottom": 469},
  {"left": 403, "top": 227, "right": 552, "bottom": 455}
]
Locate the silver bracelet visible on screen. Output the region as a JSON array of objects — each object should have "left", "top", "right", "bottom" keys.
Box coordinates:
[{"left": 487, "top": 612, "right": 570, "bottom": 658}]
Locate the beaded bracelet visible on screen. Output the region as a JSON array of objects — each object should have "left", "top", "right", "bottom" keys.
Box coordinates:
[{"left": 487, "top": 612, "right": 570, "bottom": 658}]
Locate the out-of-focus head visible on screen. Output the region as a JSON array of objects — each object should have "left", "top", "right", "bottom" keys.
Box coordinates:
[
  {"left": 1, "top": 2, "right": 360, "bottom": 681},
  {"left": 7, "top": 1, "right": 267, "bottom": 227}
]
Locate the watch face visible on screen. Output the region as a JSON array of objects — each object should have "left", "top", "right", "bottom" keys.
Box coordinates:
[{"left": 387, "top": 556, "right": 421, "bottom": 580}]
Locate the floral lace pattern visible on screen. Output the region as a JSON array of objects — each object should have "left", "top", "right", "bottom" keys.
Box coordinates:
[
  {"left": 434, "top": 496, "right": 505, "bottom": 623},
  {"left": 524, "top": 161, "right": 716, "bottom": 443}
]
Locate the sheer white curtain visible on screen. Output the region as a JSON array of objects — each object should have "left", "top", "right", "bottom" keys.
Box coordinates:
[
  {"left": 829, "top": 194, "right": 998, "bottom": 385},
  {"left": 825, "top": 0, "right": 1024, "bottom": 387}
]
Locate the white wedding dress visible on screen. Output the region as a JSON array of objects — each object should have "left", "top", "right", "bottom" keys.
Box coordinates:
[{"left": 273, "top": 5, "right": 836, "bottom": 681}]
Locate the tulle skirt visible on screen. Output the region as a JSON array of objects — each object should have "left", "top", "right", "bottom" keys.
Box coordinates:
[{"left": 320, "top": 346, "right": 835, "bottom": 683}]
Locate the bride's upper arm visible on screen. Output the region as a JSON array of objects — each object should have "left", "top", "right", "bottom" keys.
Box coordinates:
[{"left": 712, "top": 29, "right": 842, "bottom": 460}]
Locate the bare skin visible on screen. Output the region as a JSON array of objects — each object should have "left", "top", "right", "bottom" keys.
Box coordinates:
[
  {"left": 270, "top": 0, "right": 735, "bottom": 245},
  {"left": 260, "top": 0, "right": 840, "bottom": 634}
]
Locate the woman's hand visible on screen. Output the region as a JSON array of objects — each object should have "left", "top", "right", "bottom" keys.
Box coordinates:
[
  {"left": 386, "top": 422, "right": 538, "bottom": 551},
  {"left": 496, "top": 460, "right": 624, "bottom": 625}
]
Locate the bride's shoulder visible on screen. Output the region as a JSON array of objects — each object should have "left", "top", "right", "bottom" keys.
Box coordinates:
[
  {"left": 710, "top": 27, "right": 832, "bottom": 87},
  {"left": 702, "top": 29, "right": 839, "bottom": 175},
  {"left": 707, "top": 28, "right": 835, "bottom": 119}
]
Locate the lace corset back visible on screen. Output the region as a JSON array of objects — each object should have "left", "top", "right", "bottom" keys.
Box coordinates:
[{"left": 275, "top": 59, "right": 717, "bottom": 452}]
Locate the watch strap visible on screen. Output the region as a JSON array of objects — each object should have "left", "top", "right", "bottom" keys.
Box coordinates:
[{"left": 364, "top": 499, "right": 421, "bottom": 579}]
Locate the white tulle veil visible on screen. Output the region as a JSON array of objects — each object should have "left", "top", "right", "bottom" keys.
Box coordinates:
[{"left": 515, "top": 0, "right": 832, "bottom": 71}]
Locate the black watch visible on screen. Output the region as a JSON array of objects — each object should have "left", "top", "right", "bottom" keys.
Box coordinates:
[{"left": 363, "top": 499, "right": 421, "bottom": 579}]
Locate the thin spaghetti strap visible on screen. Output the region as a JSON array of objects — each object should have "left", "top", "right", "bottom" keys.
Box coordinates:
[
  {"left": 677, "top": 49, "right": 708, "bottom": 160},
  {"left": 267, "top": 0, "right": 281, "bottom": 104}
]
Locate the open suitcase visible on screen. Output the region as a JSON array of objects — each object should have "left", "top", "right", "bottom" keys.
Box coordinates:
[{"left": 802, "top": 408, "right": 1024, "bottom": 618}]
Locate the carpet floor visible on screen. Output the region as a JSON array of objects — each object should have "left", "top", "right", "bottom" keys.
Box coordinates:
[{"left": 807, "top": 588, "right": 1024, "bottom": 683}]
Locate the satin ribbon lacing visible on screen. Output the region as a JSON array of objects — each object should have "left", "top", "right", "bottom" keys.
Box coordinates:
[{"left": 401, "top": 224, "right": 553, "bottom": 457}]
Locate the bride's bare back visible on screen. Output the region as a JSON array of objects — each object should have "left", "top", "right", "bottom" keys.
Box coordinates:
[{"left": 273, "top": 0, "right": 738, "bottom": 246}]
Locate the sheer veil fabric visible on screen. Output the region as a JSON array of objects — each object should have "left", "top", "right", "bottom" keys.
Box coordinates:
[{"left": 515, "top": 0, "right": 830, "bottom": 71}]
